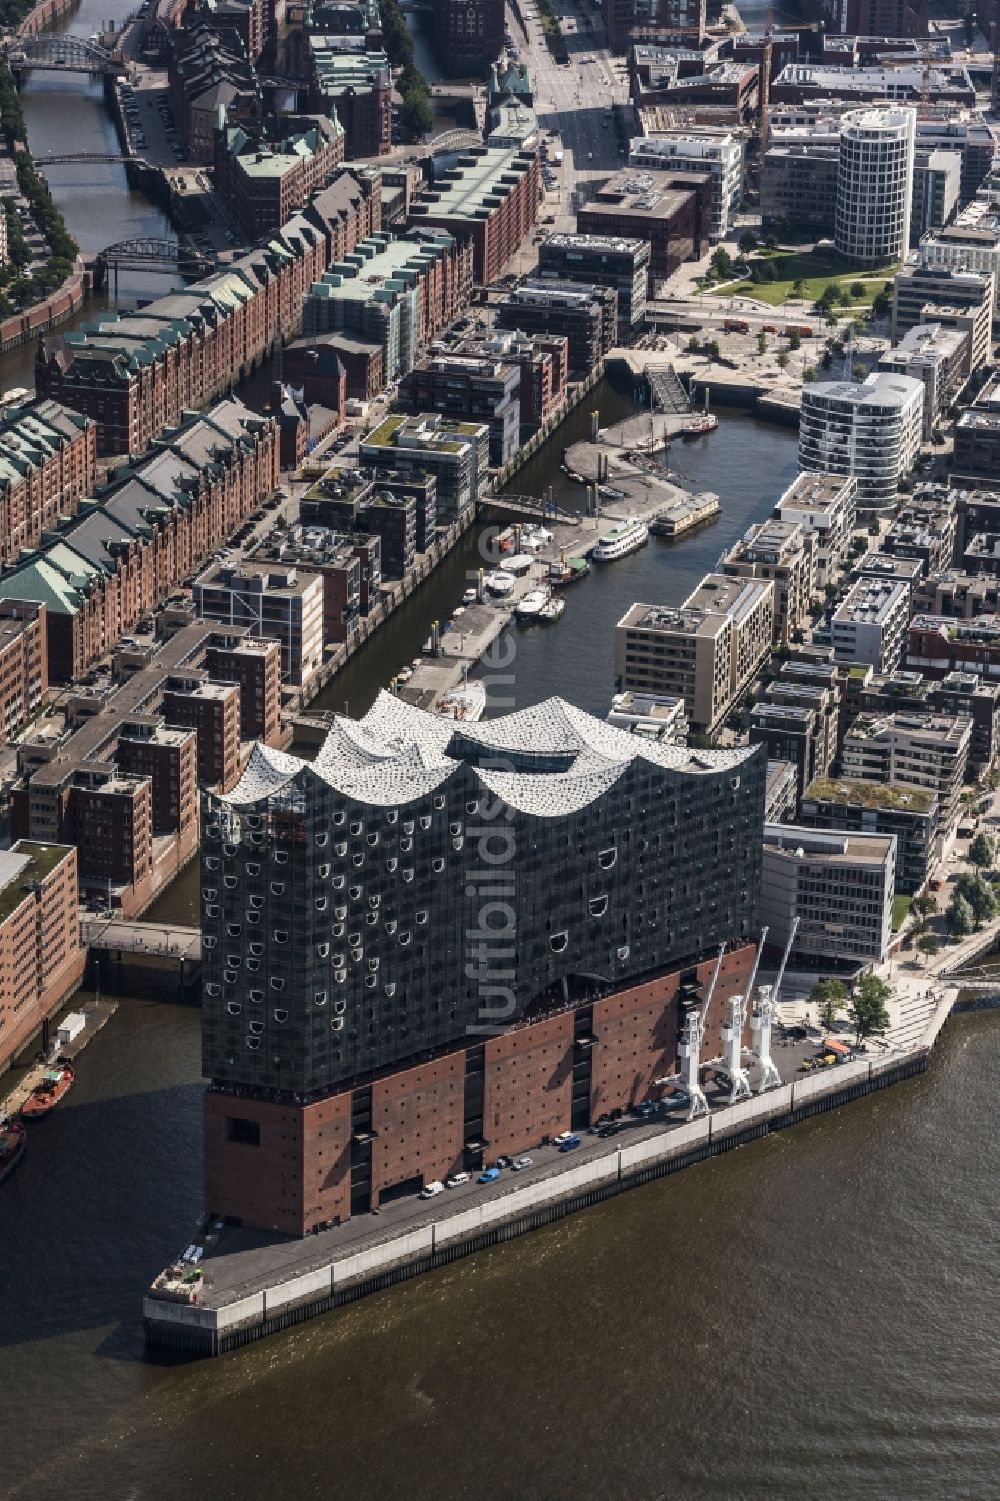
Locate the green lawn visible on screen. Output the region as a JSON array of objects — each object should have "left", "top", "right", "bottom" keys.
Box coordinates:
[
  {"left": 703, "top": 247, "right": 896, "bottom": 315},
  {"left": 892, "top": 894, "right": 913, "bottom": 933}
]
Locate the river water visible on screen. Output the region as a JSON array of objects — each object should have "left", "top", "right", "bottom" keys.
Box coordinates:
[{"left": 3, "top": 6, "right": 1000, "bottom": 1497}]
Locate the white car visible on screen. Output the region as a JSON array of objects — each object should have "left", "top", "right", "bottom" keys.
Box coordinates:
[
  {"left": 446, "top": 1172, "right": 470, "bottom": 1188},
  {"left": 420, "top": 1180, "right": 444, "bottom": 1199},
  {"left": 511, "top": 1156, "right": 532, "bottom": 1171}
]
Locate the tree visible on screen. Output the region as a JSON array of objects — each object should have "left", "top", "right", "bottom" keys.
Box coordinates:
[
  {"left": 872, "top": 289, "right": 892, "bottom": 320},
  {"left": 401, "top": 89, "right": 433, "bottom": 138},
  {"left": 954, "top": 873, "right": 996, "bottom": 926},
  {"left": 710, "top": 247, "right": 734, "bottom": 280},
  {"left": 788, "top": 328, "right": 802, "bottom": 352},
  {"left": 756, "top": 330, "right": 767, "bottom": 355},
  {"left": 811, "top": 977, "right": 848, "bottom": 1031},
  {"left": 803, "top": 366, "right": 817, "bottom": 382},
  {"left": 850, "top": 281, "right": 865, "bottom": 298},
  {"left": 791, "top": 276, "right": 805, "bottom": 299},
  {"left": 969, "top": 831, "right": 994, "bottom": 870},
  {"left": 852, "top": 361, "right": 867, "bottom": 380},
  {"left": 687, "top": 335, "right": 700, "bottom": 352},
  {"left": 738, "top": 229, "right": 757, "bottom": 254},
  {"left": 917, "top": 933, "right": 940, "bottom": 959},
  {"left": 705, "top": 338, "right": 721, "bottom": 362},
  {"left": 849, "top": 973, "right": 891, "bottom": 1043},
  {"left": 777, "top": 351, "right": 789, "bottom": 369},
  {"left": 913, "top": 893, "right": 937, "bottom": 918},
  {"left": 948, "top": 891, "right": 976, "bottom": 935}
]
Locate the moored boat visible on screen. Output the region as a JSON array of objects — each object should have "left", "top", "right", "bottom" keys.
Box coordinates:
[
  {"left": 0, "top": 1117, "right": 26, "bottom": 1184},
  {"left": 539, "top": 596, "right": 565, "bottom": 622},
  {"left": 21, "top": 1063, "right": 74, "bottom": 1120},
  {"left": 549, "top": 555, "right": 590, "bottom": 588},
  {"left": 485, "top": 569, "right": 516, "bottom": 598},
  {"left": 515, "top": 588, "right": 549, "bottom": 621},
  {"left": 683, "top": 413, "right": 718, "bottom": 438},
  {"left": 436, "top": 680, "right": 487, "bottom": 723},
  {"left": 592, "top": 519, "right": 649, "bottom": 563}
]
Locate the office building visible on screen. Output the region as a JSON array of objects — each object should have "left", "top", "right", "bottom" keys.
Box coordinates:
[
  {"left": 0, "top": 842, "right": 85, "bottom": 1076},
  {"left": 761, "top": 141, "right": 839, "bottom": 232},
  {"left": 431, "top": 0, "right": 505, "bottom": 75},
  {"left": 626, "top": 131, "right": 743, "bottom": 242},
  {"left": 200, "top": 692, "right": 766, "bottom": 1232},
  {"left": 760, "top": 824, "right": 895, "bottom": 966},
  {"left": 800, "top": 776, "right": 937, "bottom": 896},
  {"left": 835, "top": 107, "right": 916, "bottom": 266},
  {"left": 919, "top": 205, "right": 1000, "bottom": 313},
  {"left": 798, "top": 373, "right": 923, "bottom": 511},
  {"left": 307, "top": 38, "right": 391, "bottom": 158},
  {"left": 616, "top": 575, "right": 774, "bottom": 734},
  {"left": 576, "top": 169, "right": 700, "bottom": 287},
  {"left": 606, "top": 0, "right": 706, "bottom": 50},
  {"left": 538, "top": 235, "right": 650, "bottom": 345},
  {"left": 878, "top": 322, "right": 969, "bottom": 436},
  {"left": 408, "top": 147, "right": 539, "bottom": 285},
  {"left": 773, "top": 472, "right": 858, "bottom": 586},
  {"left": 830, "top": 575, "right": 911, "bottom": 672},
  {"left": 910, "top": 147, "right": 961, "bottom": 244}
]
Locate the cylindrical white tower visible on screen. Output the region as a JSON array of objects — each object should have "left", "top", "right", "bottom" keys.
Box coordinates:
[{"left": 835, "top": 107, "right": 916, "bottom": 268}]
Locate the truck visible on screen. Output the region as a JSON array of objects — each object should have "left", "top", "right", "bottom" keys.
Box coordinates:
[
  {"left": 723, "top": 318, "right": 750, "bottom": 334},
  {"left": 784, "top": 323, "right": 814, "bottom": 338}
]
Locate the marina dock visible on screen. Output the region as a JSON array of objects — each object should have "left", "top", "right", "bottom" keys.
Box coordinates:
[{"left": 0, "top": 998, "right": 118, "bottom": 1119}]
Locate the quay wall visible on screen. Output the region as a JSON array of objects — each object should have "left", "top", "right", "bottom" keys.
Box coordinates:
[
  {"left": 144, "top": 1048, "right": 930, "bottom": 1357},
  {"left": 17, "top": 0, "right": 79, "bottom": 35}
]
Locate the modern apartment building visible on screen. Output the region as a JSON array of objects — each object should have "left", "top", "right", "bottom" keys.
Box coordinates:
[
  {"left": 840, "top": 710, "right": 972, "bottom": 839},
  {"left": 834, "top": 106, "right": 916, "bottom": 266},
  {"left": 750, "top": 677, "right": 839, "bottom": 799},
  {"left": 773, "top": 471, "right": 858, "bottom": 586},
  {"left": 616, "top": 575, "right": 774, "bottom": 734},
  {"left": 494, "top": 281, "right": 618, "bottom": 381},
  {"left": 161, "top": 678, "right": 243, "bottom": 793},
  {"left": 800, "top": 777, "right": 937, "bottom": 895},
  {"left": 720, "top": 517, "right": 815, "bottom": 645},
  {"left": 193, "top": 563, "right": 325, "bottom": 687},
  {"left": 627, "top": 131, "right": 743, "bottom": 242},
  {"left": 891, "top": 263, "right": 993, "bottom": 371},
  {"left": 798, "top": 373, "right": 923, "bottom": 511},
  {"left": 398, "top": 354, "right": 521, "bottom": 467},
  {"left": 576, "top": 169, "right": 700, "bottom": 286},
  {"left": 538, "top": 235, "right": 650, "bottom": 345},
  {"left": 830, "top": 576, "right": 911, "bottom": 672},
  {"left": 0, "top": 842, "right": 85, "bottom": 1075},
  {"left": 760, "top": 824, "right": 895, "bottom": 966},
  {"left": 919, "top": 205, "right": 1000, "bottom": 313},
  {"left": 360, "top": 413, "right": 488, "bottom": 523},
  {"left": 199, "top": 692, "right": 765, "bottom": 1232},
  {"left": 878, "top": 322, "right": 969, "bottom": 436}
]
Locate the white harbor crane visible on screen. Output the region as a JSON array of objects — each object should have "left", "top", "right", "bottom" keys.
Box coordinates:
[
  {"left": 660, "top": 944, "right": 726, "bottom": 1122},
  {"left": 716, "top": 933, "right": 768, "bottom": 1106},
  {"left": 750, "top": 917, "right": 799, "bottom": 1094}
]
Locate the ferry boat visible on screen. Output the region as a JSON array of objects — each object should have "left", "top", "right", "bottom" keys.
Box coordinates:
[
  {"left": 0, "top": 1117, "right": 25, "bottom": 1185},
  {"left": 549, "top": 555, "right": 589, "bottom": 588},
  {"left": 485, "top": 569, "right": 516, "bottom": 598},
  {"left": 539, "top": 596, "right": 565, "bottom": 623},
  {"left": 591, "top": 520, "right": 649, "bottom": 563},
  {"left": 683, "top": 413, "right": 718, "bottom": 438},
  {"left": 435, "top": 681, "right": 486, "bottom": 723},
  {"left": 515, "top": 588, "right": 549, "bottom": 621},
  {"left": 21, "top": 1063, "right": 74, "bottom": 1120}
]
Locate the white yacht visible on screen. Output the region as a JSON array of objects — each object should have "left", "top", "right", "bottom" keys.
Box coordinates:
[
  {"left": 485, "top": 569, "right": 516, "bottom": 598},
  {"left": 591, "top": 519, "right": 649, "bottom": 563},
  {"left": 435, "top": 681, "right": 486, "bottom": 723},
  {"left": 515, "top": 589, "right": 549, "bottom": 621}
]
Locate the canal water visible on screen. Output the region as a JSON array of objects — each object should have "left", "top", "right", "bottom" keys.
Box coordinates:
[{"left": 5, "top": 5, "right": 1000, "bottom": 1496}]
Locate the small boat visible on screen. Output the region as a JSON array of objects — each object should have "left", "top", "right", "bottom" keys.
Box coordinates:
[
  {"left": 21, "top": 1063, "right": 74, "bottom": 1120},
  {"left": 436, "top": 680, "right": 486, "bottom": 722},
  {"left": 485, "top": 569, "right": 516, "bottom": 598},
  {"left": 462, "top": 587, "right": 478, "bottom": 605},
  {"left": 592, "top": 520, "right": 649, "bottom": 563},
  {"left": 0, "top": 1117, "right": 26, "bottom": 1185},
  {"left": 452, "top": 606, "right": 466, "bottom": 620},
  {"left": 539, "top": 596, "right": 565, "bottom": 622},
  {"left": 497, "top": 527, "right": 516, "bottom": 553},
  {"left": 395, "top": 665, "right": 413, "bottom": 685},
  {"left": 504, "top": 553, "right": 534, "bottom": 576},
  {"left": 683, "top": 413, "right": 718, "bottom": 438},
  {"left": 515, "top": 588, "right": 549, "bottom": 621},
  {"left": 549, "top": 555, "right": 590, "bottom": 588}
]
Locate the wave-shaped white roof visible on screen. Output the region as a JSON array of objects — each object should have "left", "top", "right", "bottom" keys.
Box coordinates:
[{"left": 217, "top": 691, "right": 756, "bottom": 814}]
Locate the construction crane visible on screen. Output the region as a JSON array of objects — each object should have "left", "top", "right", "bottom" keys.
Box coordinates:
[
  {"left": 660, "top": 944, "right": 725, "bottom": 1122},
  {"left": 759, "top": 5, "right": 773, "bottom": 158},
  {"left": 716, "top": 930, "right": 768, "bottom": 1105},
  {"left": 750, "top": 916, "right": 800, "bottom": 1094}
]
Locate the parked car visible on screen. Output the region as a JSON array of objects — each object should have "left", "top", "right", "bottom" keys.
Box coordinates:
[
  {"left": 445, "top": 1172, "right": 470, "bottom": 1188},
  {"left": 661, "top": 1091, "right": 690, "bottom": 1112},
  {"left": 495, "top": 1154, "right": 512, "bottom": 1169},
  {"left": 478, "top": 1167, "right": 501, "bottom": 1184},
  {"left": 511, "top": 1156, "right": 532, "bottom": 1171},
  {"left": 597, "top": 1122, "right": 621, "bottom": 1138},
  {"left": 420, "top": 1180, "right": 444, "bottom": 1199}
]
